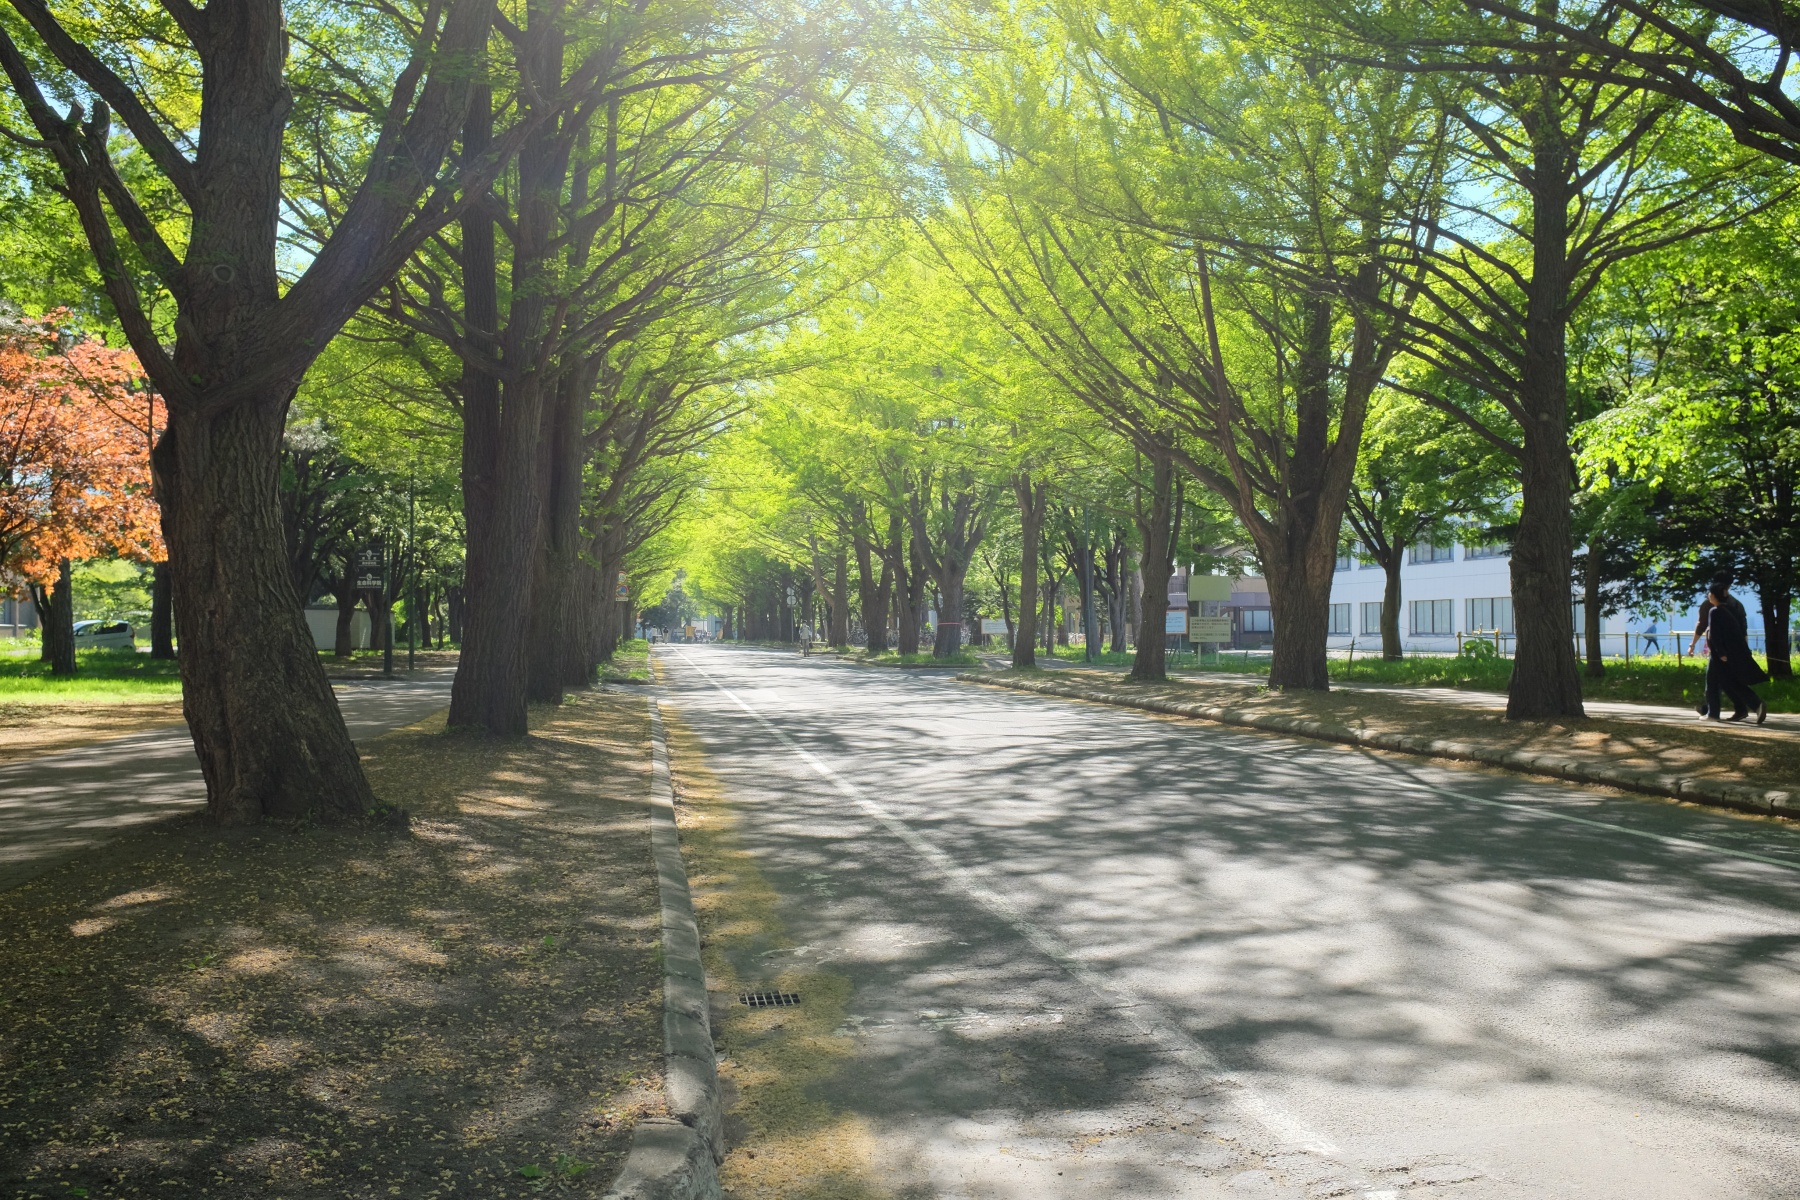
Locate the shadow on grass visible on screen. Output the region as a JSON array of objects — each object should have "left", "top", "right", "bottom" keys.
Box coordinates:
[{"left": 0, "top": 691, "right": 665, "bottom": 1200}]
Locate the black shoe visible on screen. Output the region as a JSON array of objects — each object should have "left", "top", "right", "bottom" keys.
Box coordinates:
[
  {"left": 1725, "top": 710, "right": 1748, "bottom": 722},
  {"left": 1756, "top": 700, "right": 1769, "bottom": 725}
]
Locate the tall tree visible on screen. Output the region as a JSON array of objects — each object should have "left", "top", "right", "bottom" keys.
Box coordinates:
[{"left": 0, "top": 0, "right": 502, "bottom": 820}]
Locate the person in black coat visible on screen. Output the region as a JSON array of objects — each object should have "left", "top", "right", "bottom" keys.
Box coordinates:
[{"left": 1698, "top": 577, "right": 1769, "bottom": 723}]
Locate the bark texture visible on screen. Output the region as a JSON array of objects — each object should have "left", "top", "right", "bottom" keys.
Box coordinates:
[
  {"left": 1012, "top": 473, "right": 1047, "bottom": 668},
  {"left": 150, "top": 560, "right": 174, "bottom": 658},
  {"left": 32, "top": 558, "right": 74, "bottom": 675},
  {"left": 1130, "top": 458, "right": 1177, "bottom": 683}
]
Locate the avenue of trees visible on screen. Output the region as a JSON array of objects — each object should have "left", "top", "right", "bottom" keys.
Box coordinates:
[{"left": 0, "top": 0, "right": 1796, "bottom": 824}]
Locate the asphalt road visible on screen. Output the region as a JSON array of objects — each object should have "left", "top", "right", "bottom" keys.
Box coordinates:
[
  {"left": 659, "top": 645, "right": 1800, "bottom": 1200},
  {"left": 0, "top": 669, "right": 456, "bottom": 891}
]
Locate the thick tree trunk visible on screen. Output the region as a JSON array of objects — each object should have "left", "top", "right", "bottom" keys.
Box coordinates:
[
  {"left": 897, "top": 531, "right": 921, "bottom": 655},
  {"left": 1013, "top": 474, "right": 1043, "bottom": 668},
  {"left": 854, "top": 526, "right": 889, "bottom": 653},
  {"left": 831, "top": 541, "right": 850, "bottom": 647},
  {"left": 1504, "top": 127, "right": 1585, "bottom": 720},
  {"left": 934, "top": 571, "right": 967, "bottom": 658},
  {"left": 447, "top": 585, "right": 465, "bottom": 646},
  {"left": 333, "top": 566, "right": 359, "bottom": 658},
  {"left": 526, "top": 369, "right": 590, "bottom": 702},
  {"left": 1130, "top": 457, "right": 1176, "bottom": 682},
  {"left": 150, "top": 560, "right": 175, "bottom": 659},
  {"left": 449, "top": 88, "right": 549, "bottom": 736},
  {"left": 1583, "top": 544, "right": 1605, "bottom": 678},
  {"left": 1762, "top": 587, "right": 1792, "bottom": 680},
  {"left": 368, "top": 589, "right": 393, "bottom": 655},
  {"left": 33, "top": 559, "right": 75, "bottom": 675},
  {"left": 156, "top": 406, "right": 374, "bottom": 824},
  {"left": 1381, "top": 555, "right": 1403, "bottom": 660},
  {"left": 1259, "top": 525, "right": 1339, "bottom": 691}
]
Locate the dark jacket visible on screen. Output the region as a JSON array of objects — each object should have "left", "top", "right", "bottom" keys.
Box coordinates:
[{"left": 1706, "top": 600, "right": 1769, "bottom": 687}]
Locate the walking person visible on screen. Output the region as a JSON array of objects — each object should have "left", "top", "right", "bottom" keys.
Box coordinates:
[
  {"left": 1691, "top": 575, "right": 1768, "bottom": 724},
  {"left": 1641, "top": 621, "right": 1661, "bottom": 655}
]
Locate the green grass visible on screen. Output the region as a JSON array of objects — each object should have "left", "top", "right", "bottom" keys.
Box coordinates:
[
  {"left": 865, "top": 649, "right": 982, "bottom": 667},
  {"left": 599, "top": 638, "right": 650, "bottom": 683},
  {"left": 0, "top": 649, "right": 183, "bottom": 703},
  {"left": 1183, "top": 650, "right": 1800, "bottom": 713}
]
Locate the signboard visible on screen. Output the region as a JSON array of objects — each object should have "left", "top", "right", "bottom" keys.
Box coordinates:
[
  {"left": 1189, "top": 616, "right": 1234, "bottom": 642},
  {"left": 1165, "top": 609, "right": 1188, "bottom": 635},
  {"left": 1188, "top": 575, "right": 1233, "bottom": 602},
  {"left": 355, "top": 546, "right": 385, "bottom": 591},
  {"left": 980, "top": 618, "right": 1008, "bottom": 635},
  {"left": 614, "top": 570, "right": 630, "bottom": 602}
]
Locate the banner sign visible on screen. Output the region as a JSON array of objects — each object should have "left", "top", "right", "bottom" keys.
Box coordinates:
[{"left": 615, "top": 570, "right": 630, "bottom": 602}]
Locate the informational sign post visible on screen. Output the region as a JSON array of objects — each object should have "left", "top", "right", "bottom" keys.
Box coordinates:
[
  {"left": 355, "top": 545, "right": 385, "bottom": 591},
  {"left": 1165, "top": 609, "right": 1188, "bottom": 636},
  {"left": 1189, "top": 615, "right": 1234, "bottom": 643}
]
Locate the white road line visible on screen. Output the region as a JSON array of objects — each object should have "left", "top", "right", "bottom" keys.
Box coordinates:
[{"left": 670, "top": 648, "right": 1346, "bottom": 1159}]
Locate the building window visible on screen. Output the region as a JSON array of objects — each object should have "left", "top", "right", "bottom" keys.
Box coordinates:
[
  {"left": 1411, "top": 598, "right": 1453, "bottom": 635},
  {"left": 1329, "top": 603, "right": 1350, "bottom": 635},
  {"left": 1335, "top": 551, "right": 1352, "bottom": 572},
  {"left": 1467, "top": 596, "right": 1514, "bottom": 634},
  {"left": 1466, "top": 541, "right": 1509, "bottom": 560},
  {"left": 1241, "top": 608, "right": 1272, "bottom": 633},
  {"left": 1410, "top": 541, "right": 1455, "bottom": 565},
  {"left": 1360, "top": 601, "right": 1384, "bottom": 635}
]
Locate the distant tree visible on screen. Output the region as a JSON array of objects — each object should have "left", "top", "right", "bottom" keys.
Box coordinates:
[
  {"left": 1344, "top": 388, "right": 1515, "bottom": 659},
  {"left": 1582, "top": 222, "right": 1800, "bottom": 679},
  {"left": 0, "top": 316, "right": 160, "bottom": 674}
]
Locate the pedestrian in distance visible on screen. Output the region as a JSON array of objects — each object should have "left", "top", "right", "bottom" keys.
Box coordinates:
[
  {"left": 1641, "top": 621, "right": 1660, "bottom": 655},
  {"left": 1689, "top": 574, "right": 1768, "bottom": 724}
]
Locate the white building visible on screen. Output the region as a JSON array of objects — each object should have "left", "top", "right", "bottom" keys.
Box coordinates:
[{"left": 1324, "top": 539, "right": 1732, "bottom": 657}]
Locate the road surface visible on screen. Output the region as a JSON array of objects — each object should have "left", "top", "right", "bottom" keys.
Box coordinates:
[
  {"left": 0, "top": 669, "right": 456, "bottom": 890},
  {"left": 660, "top": 645, "right": 1800, "bottom": 1199}
]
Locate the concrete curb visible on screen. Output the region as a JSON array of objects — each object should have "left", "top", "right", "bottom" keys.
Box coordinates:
[
  {"left": 604, "top": 700, "right": 723, "bottom": 1200},
  {"left": 959, "top": 673, "right": 1799, "bottom": 820}
]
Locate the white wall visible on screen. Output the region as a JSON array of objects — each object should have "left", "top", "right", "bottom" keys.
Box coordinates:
[
  {"left": 1323, "top": 548, "right": 1758, "bottom": 654},
  {"left": 304, "top": 606, "right": 371, "bottom": 651}
]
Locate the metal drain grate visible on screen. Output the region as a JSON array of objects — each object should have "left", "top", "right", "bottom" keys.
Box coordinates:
[{"left": 740, "top": 990, "right": 802, "bottom": 1008}]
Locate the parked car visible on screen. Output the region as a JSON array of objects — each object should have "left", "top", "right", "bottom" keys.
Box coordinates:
[{"left": 72, "top": 620, "right": 136, "bottom": 651}]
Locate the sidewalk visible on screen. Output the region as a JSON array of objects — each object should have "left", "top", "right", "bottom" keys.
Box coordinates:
[
  {"left": 984, "top": 654, "right": 1800, "bottom": 738},
  {"left": 0, "top": 668, "right": 458, "bottom": 890},
  {"left": 960, "top": 668, "right": 1798, "bottom": 818}
]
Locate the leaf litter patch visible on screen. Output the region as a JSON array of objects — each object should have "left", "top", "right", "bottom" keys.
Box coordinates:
[{"left": 0, "top": 690, "right": 665, "bottom": 1198}]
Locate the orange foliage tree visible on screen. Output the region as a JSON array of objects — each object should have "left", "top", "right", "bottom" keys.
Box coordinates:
[{"left": 0, "top": 313, "right": 163, "bottom": 673}]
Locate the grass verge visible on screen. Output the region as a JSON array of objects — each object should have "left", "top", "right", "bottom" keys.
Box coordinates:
[
  {"left": 1182, "top": 651, "right": 1800, "bottom": 713},
  {"left": 599, "top": 639, "right": 650, "bottom": 685},
  {"left": 992, "top": 668, "right": 1800, "bottom": 799},
  {"left": 0, "top": 689, "right": 664, "bottom": 1199},
  {"left": 660, "top": 707, "right": 887, "bottom": 1200},
  {"left": 859, "top": 650, "right": 979, "bottom": 668},
  {"left": 0, "top": 650, "right": 182, "bottom": 703}
]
